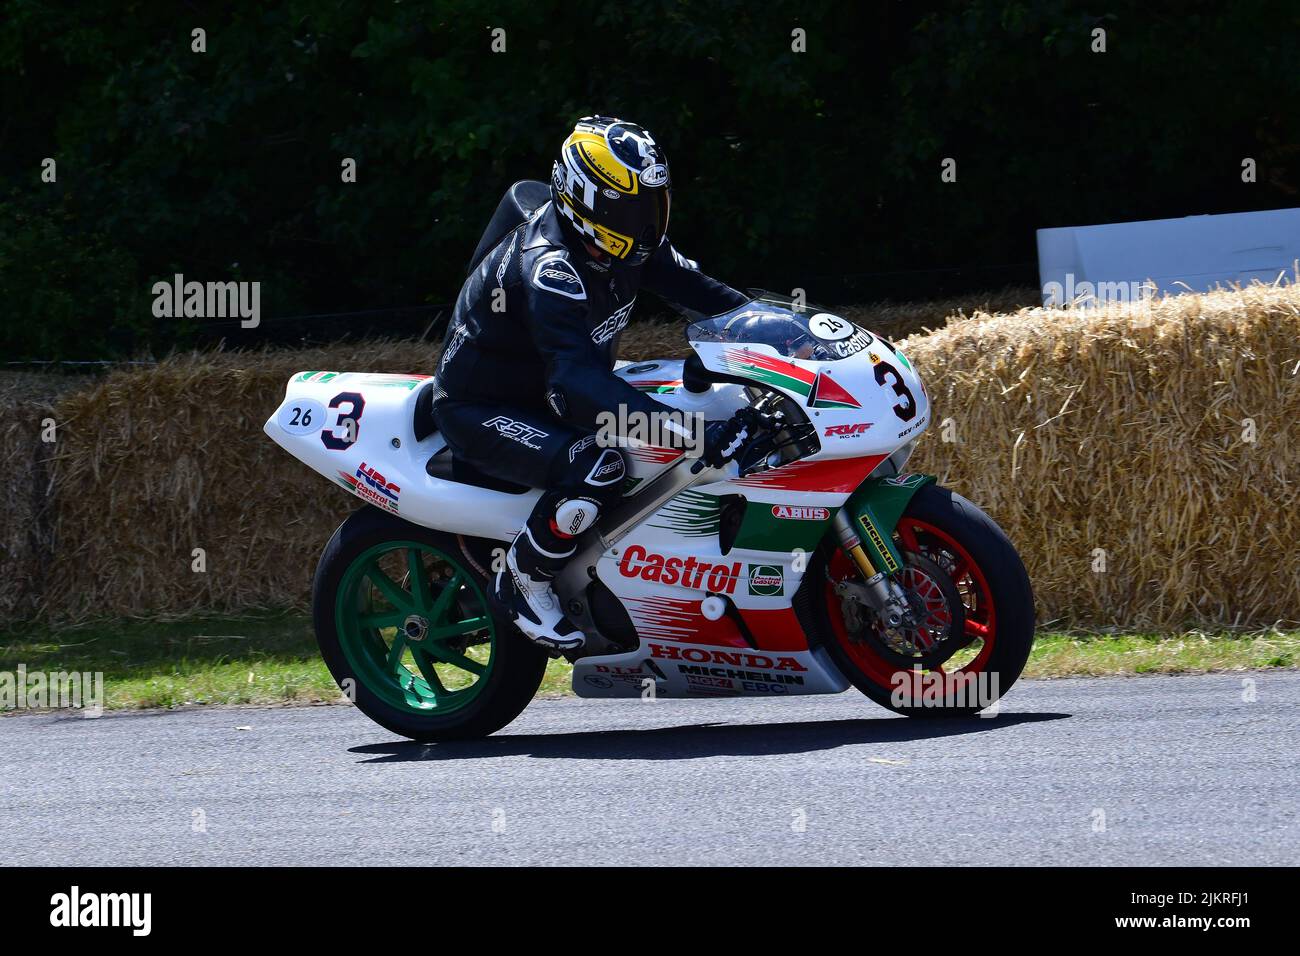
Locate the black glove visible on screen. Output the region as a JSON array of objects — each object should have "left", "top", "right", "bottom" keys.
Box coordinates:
[{"left": 698, "top": 411, "right": 751, "bottom": 470}]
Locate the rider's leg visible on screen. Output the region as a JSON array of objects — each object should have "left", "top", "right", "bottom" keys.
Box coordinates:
[
  {"left": 430, "top": 400, "right": 626, "bottom": 650},
  {"left": 499, "top": 438, "right": 626, "bottom": 650}
]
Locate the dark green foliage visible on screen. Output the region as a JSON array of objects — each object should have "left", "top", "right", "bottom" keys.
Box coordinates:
[
  {"left": 1, "top": 0, "right": 1296, "bottom": 359},
  {"left": 0, "top": 194, "right": 148, "bottom": 358}
]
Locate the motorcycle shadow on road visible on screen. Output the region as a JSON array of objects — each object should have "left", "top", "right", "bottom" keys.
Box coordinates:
[{"left": 349, "top": 712, "right": 1069, "bottom": 763}]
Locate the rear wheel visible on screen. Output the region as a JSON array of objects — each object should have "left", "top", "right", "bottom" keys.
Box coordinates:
[
  {"left": 816, "top": 484, "right": 1034, "bottom": 716},
  {"left": 312, "top": 506, "right": 548, "bottom": 741}
]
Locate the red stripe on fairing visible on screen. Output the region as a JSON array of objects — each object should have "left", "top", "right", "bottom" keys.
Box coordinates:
[
  {"left": 732, "top": 455, "right": 887, "bottom": 492},
  {"left": 721, "top": 348, "right": 817, "bottom": 385},
  {"left": 629, "top": 379, "right": 682, "bottom": 388},
  {"left": 625, "top": 597, "right": 747, "bottom": 647},
  {"left": 810, "top": 371, "right": 862, "bottom": 408},
  {"left": 738, "top": 607, "right": 810, "bottom": 652},
  {"left": 625, "top": 600, "right": 809, "bottom": 653},
  {"left": 627, "top": 445, "right": 683, "bottom": 464}
]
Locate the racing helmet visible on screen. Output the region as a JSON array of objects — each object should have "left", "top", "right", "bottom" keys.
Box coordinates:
[{"left": 550, "top": 116, "right": 671, "bottom": 266}]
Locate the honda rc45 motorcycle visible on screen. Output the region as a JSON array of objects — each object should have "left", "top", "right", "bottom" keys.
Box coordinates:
[{"left": 265, "top": 295, "right": 1035, "bottom": 741}]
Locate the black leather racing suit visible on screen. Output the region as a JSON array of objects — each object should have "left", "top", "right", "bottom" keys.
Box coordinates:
[{"left": 431, "top": 199, "right": 746, "bottom": 568}]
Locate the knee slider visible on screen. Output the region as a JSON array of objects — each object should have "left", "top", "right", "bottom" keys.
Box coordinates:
[{"left": 554, "top": 496, "right": 600, "bottom": 537}]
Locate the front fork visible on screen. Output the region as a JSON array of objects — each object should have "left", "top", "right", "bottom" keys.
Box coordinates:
[{"left": 831, "top": 474, "right": 937, "bottom": 628}]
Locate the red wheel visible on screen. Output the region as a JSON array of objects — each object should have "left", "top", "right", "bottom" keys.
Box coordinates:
[{"left": 816, "top": 484, "right": 1034, "bottom": 716}]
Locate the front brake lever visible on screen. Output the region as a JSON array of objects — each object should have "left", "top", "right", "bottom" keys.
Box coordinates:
[
  {"left": 691, "top": 409, "right": 788, "bottom": 477},
  {"left": 734, "top": 430, "right": 781, "bottom": 478}
]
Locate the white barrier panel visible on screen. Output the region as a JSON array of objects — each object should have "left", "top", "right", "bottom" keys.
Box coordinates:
[{"left": 1037, "top": 207, "right": 1300, "bottom": 306}]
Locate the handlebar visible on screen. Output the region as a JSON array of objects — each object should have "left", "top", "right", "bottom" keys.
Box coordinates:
[{"left": 688, "top": 407, "right": 787, "bottom": 475}]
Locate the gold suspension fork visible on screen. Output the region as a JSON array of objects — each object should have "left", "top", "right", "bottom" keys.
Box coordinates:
[
  {"left": 832, "top": 509, "right": 877, "bottom": 580},
  {"left": 832, "top": 509, "right": 909, "bottom": 630}
]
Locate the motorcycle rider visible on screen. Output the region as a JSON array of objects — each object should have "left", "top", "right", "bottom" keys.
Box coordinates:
[{"left": 431, "top": 115, "right": 751, "bottom": 651}]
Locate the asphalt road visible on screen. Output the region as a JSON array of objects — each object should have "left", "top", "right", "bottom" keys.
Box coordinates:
[{"left": 2, "top": 674, "right": 1297, "bottom": 866}]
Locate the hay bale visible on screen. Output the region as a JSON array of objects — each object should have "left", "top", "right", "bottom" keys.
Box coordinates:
[
  {"left": 42, "top": 343, "right": 440, "bottom": 621},
  {"left": 0, "top": 372, "right": 81, "bottom": 619},
  {"left": 619, "top": 319, "right": 693, "bottom": 361},
  {"left": 903, "top": 283, "right": 1300, "bottom": 629},
  {"left": 839, "top": 285, "right": 1040, "bottom": 343},
  {"left": 28, "top": 283, "right": 1300, "bottom": 631}
]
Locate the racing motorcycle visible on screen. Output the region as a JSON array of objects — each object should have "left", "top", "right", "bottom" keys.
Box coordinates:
[{"left": 265, "top": 297, "right": 1034, "bottom": 741}]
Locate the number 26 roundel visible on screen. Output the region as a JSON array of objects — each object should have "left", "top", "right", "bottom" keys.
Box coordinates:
[{"left": 321, "top": 391, "right": 365, "bottom": 450}]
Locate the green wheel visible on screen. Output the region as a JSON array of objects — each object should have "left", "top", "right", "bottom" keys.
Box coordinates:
[{"left": 312, "top": 507, "right": 547, "bottom": 741}]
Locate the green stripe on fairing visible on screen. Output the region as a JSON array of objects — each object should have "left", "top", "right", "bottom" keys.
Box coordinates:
[
  {"left": 648, "top": 489, "right": 720, "bottom": 537},
  {"left": 364, "top": 379, "right": 424, "bottom": 389},
  {"left": 726, "top": 362, "right": 812, "bottom": 397},
  {"left": 733, "top": 502, "right": 837, "bottom": 553}
]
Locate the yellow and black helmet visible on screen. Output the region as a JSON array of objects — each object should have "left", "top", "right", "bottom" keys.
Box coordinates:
[{"left": 550, "top": 116, "right": 671, "bottom": 266}]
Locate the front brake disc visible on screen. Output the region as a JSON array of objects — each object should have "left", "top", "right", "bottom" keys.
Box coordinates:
[{"left": 854, "top": 552, "right": 967, "bottom": 670}]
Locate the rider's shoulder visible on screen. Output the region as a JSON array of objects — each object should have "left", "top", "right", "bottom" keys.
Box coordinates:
[
  {"left": 525, "top": 247, "right": 587, "bottom": 301},
  {"left": 519, "top": 203, "right": 588, "bottom": 301}
]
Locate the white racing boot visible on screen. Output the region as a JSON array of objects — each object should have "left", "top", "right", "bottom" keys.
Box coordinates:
[{"left": 492, "top": 530, "right": 585, "bottom": 652}]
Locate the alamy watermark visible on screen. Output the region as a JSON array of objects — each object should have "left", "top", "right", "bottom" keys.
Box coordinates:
[
  {"left": 890, "top": 668, "right": 1000, "bottom": 714},
  {"left": 50, "top": 886, "right": 151, "bottom": 936},
  {"left": 1042, "top": 273, "right": 1156, "bottom": 309},
  {"left": 1, "top": 664, "right": 104, "bottom": 717},
  {"left": 595, "top": 406, "right": 706, "bottom": 457},
  {"left": 152, "top": 273, "right": 260, "bottom": 328}
]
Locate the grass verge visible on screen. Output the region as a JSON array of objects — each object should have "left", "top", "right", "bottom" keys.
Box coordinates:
[{"left": 1, "top": 613, "right": 1295, "bottom": 713}]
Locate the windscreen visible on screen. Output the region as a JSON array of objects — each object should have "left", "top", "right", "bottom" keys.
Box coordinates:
[{"left": 686, "top": 295, "right": 873, "bottom": 361}]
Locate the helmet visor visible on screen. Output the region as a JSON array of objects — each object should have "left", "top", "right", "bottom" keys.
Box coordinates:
[{"left": 621, "top": 188, "right": 670, "bottom": 266}]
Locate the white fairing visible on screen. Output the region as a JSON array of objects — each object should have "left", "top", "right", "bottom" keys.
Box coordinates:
[
  {"left": 266, "top": 302, "right": 930, "bottom": 701},
  {"left": 687, "top": 338, "right": 931, "bottom": 462},
  {"left": 263, "top": 372, "right": 539, "bottom": 542},
  {"left": 571, "top": 642, "right": 849, "bottom": 699},
  {"left": 609, "top": 359, "right": 747, "bottom": 483},
  {"left": 261, "top": 365, "right": 749, "bottom": 541}
]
